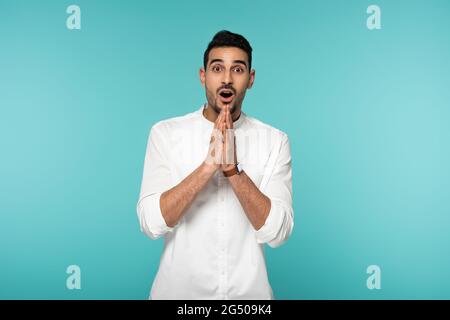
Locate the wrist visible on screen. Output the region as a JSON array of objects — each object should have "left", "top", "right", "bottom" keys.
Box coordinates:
[
  {"left": 202, "top": 161, "right": 219, "bottom": 174},
  {"left": 221, "top": 163, "right": 236, "bottom": 172},
  {"left": 222, "top": 162, "right": 242, "bottom": 177}
]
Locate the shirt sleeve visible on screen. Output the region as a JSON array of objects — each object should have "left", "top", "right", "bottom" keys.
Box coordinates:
[
  {"left": 255, "top": 133, "right": 294, "bottom": 248},
  {"left": 136, "top": 124, "right": 175, "bottom": 240}
]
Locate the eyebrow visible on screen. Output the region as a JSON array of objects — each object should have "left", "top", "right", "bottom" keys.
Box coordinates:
[{"left": 209, "top": 59, "right": 248, "bottom": 68}]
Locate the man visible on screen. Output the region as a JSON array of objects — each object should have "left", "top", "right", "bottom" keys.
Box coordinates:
[{"left": 136, "top": 30, "right": 294, "bottom": 300}]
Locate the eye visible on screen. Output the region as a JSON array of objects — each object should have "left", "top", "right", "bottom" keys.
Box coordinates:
[
  {"left": 211, "top": 65, "right": 222, "bottom": 72},
  {"left": 233, "top": 66, "right": 244, "bottom": 73}
]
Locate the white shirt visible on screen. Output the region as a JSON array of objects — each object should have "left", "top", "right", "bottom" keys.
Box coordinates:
[{"left": 136, "top": 104, "right": 294, "bottom": 300}]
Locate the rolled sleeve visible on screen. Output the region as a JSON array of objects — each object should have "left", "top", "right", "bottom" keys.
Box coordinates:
[
  {"left": 255, "top": 198, "right": 293, "bottom": 248},
  {"left": 137, "top": 192, "right": 174, "bottom": 240},
  {"left": 136, "top": 124, "right": 175, "bottom": 240},
  {"left": 255, "top": 133, "right": 294, "bottom": 248}
]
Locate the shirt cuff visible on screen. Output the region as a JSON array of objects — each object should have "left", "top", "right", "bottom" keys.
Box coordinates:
[
  {"left": 254, "top": 198, "right": 283, "bottom": 244},
  {"left": 138, "top": 192, "right": 174, "bottom": 239}
]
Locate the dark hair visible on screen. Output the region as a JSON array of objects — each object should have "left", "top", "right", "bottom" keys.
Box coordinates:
[{"left": 203, "top": 30, "right": 253, "bottom": 70}]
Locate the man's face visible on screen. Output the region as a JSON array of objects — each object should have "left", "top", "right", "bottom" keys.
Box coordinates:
[{"left": 200, "top": 46, "right": 255, "bottom": 114}]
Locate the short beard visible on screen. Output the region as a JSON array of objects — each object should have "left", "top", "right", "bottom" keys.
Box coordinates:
[
  {"left": 208, "top": 97, "right": 239, "bottom": 115},
  {"left": 210, "top": 98, "right": 222, "bottom": 114},
  {"left": 205, "top": 86, "right": 240, "bottom": 114}
]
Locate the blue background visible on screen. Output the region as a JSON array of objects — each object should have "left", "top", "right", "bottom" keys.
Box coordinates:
[{"left": 1, "top": 0, "right": 450, "bottom": 299}]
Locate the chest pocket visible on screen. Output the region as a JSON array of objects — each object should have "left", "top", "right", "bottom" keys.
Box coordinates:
[
  {"left": 238, "top": 143, "right": 271, "bottom": 188},
  {"left": 241, "top": 164, "right": 264, "bottom": 187},
  {"left": 235, "top": 128, "right": 276, "bottom": 189}
]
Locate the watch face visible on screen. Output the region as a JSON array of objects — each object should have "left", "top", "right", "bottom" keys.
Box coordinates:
[{"left": 237, "top": 163, "right": 242, "bottom": 173}]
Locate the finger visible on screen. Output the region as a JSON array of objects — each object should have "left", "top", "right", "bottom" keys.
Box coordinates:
[
  {"left": 214, "top": 108, "right": 224, "bottom": 129},
  {"left": 222, "top": 120, "right": 227, "bottom": 143},
  {"left": 221, "top": 121, "right": 226, "bottom": 137},
  {"left": 226, "top": 106, "right": 232, "bottom": 129},
  {"left": 222, "top": 106, "right": 227, "bottom": 122},
  {"left": 216, "top": 109, "right": 223, "bottom": 124},
  {"left": 228, "top": 104, "right": 234, "bottom": 129},
  {"left": 234, "top": 135, "right": 237, "bottom": 163},
  {"left": 225, "top": 122, "right": 235, "bottom": 165}
]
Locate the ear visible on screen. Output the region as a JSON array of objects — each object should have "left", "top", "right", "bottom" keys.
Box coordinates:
[
  {"left": 199, "top": 67, "right": 206, "bottom": 87},
  {"left": 247, "top": 69, "right": 256, "bottom": 89}
]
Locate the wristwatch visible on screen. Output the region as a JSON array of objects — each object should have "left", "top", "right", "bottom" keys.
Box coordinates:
[{"left": 223, "top": 163, "right": 242, "bottom": 177}]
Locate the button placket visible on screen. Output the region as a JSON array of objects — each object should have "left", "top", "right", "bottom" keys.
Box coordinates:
[{"left": 217, "top": 175, "right": 228, "bottom": 295}]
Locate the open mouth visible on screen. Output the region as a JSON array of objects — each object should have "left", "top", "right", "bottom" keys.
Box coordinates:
[{"left": 218, "top": 90, "right": 235, "bottom": 103}]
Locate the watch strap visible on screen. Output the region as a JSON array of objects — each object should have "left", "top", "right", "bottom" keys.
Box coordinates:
[{"left": 223, "top": 163, "right": 241, "bottom": 177}]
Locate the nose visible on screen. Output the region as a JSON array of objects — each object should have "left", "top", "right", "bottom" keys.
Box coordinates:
[{"left": 221, "top": 69, "right": 233, "bottom": 86}]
